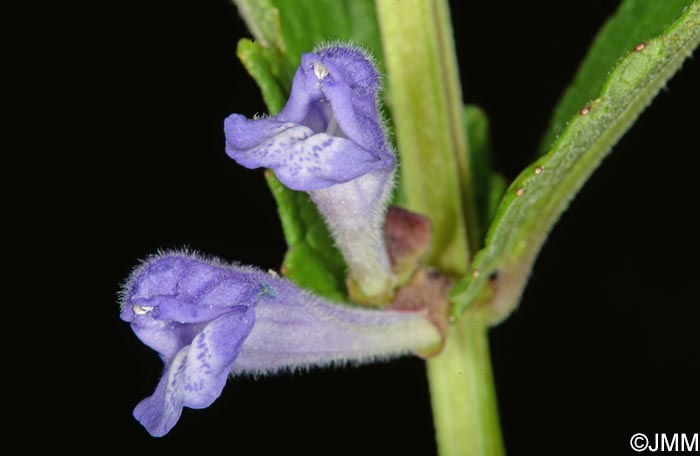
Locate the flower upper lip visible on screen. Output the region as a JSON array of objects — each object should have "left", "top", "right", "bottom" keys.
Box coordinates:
[{"left": 223, "top": 48, "right": 395, "bottom": 193}]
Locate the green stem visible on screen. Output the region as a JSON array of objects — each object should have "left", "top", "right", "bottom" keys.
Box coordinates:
[
  {"left": 427, "top": 312, "right": 505, "bottom": 456},
  {"left": 376, "top": 1, "right": 503, "bottom": 453},
  {"left": 432, "top": 0, "right": 480, "bottom": 256},
  {"left": 376, "top": 0, "right": 475, "bottom": 277}
]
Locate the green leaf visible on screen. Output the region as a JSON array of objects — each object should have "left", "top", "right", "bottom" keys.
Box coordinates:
[
  {"left": 540, "top": 0, "right": 695, "bottom": 153},
  {"left": 265, "top": 172, "right": 347, "bottom": 302},
  {"left": 464, "top": 105, "right": 498, "bottom": 246},
  {"left": 486, "top": 174, "right": 507, "bottom": 229},
  {"left": 233, "top": 0, "right": 284, "bottom": 51},
  {"left": 236, "top": 39, "right": 286, "bottom": 113},
  {"left": 376, "top": 0, "right": 476, "bottom": 277},
  {"left": 451, "top": 1, "right": 700, "bottom": 320}
]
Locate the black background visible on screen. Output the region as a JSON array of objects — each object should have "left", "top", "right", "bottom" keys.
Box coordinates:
[{"left": 11, "top": 0, "right": 699, "bottom": 454}]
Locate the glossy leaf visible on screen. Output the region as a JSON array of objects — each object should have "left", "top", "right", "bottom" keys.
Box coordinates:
[{"left": 452, "top": 1, "right": 700, "bottom": 320}]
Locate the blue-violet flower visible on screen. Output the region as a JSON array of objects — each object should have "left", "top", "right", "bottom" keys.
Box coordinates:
[
  {"left": 224, "top": 45, "right": 396, "bottom": 303},
  {"left": 121, "top": 251, "right": 441, "bottom": 437}
]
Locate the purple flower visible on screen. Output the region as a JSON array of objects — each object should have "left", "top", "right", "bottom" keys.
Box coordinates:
[
  {"left": 224, "top": 45, "right": 397, "bottom": 303},
  {"left": 121, "top": 251, "right": 441, "bottom": 437}
]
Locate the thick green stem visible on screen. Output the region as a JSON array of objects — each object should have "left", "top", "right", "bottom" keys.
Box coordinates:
[
  {"left": 427, "top": 312, "right": 505, "bottom": 456},
  {"left": 376, "top": 1, "right": 503, "bottom": 454},
  {"left": 376, "top": 0, "right": 476, "bottom": 276}
]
